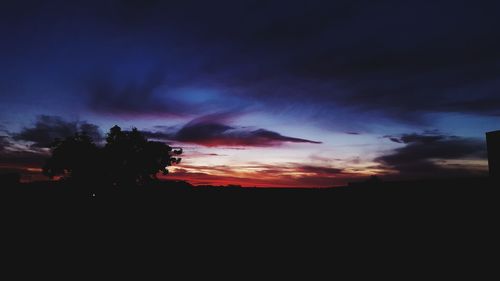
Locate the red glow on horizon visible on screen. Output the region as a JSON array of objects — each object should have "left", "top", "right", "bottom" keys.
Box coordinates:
[{"left": 162, "top": 164, "right": 364, "bottom": 188}]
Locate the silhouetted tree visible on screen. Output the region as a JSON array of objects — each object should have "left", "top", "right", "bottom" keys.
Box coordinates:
[
  {"left": 43, "top": 125, "right": 182, "bottom": 187},
  {"left": 43, "top": 133, "right": 102, "bottom": 182},
  {"left": 104, "top": 126, "right": 182, "bottom": 186}
]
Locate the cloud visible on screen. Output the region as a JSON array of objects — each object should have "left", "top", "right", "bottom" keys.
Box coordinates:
[
  {"left": 0, "top": 135, "right": 49, "bottom": 180},
  {"left": 3, "top": 0, "right": 500, "bottom": 130},
  {"left": 174, "top": 125, "right": 322, "bottom": 147},
  {"left": 0, "top": 136, "right": 10, "bottom": 152},
  {"left": 376, "top": 132, "right": 487, "bottom": 179},
  {"left": 13, "top": 115, "right": 102, "bottom": 148},
  {"left": 144, "top": 114, "right": 321, "bottom": 147},
  {"left": 86, "top": 69, "right": 197, "bottom": 117},
  {"left": 295, "top": 165, "right": 343, "bottom": 175},
  {"left": 23, "top": 0, "right": 497, "bottom": 126},
  {"left": 164, "top": 1, "right": 500, "bottom": 124}
]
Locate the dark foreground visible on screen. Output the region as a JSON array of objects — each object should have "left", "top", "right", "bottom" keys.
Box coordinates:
[
  {"left": 2, "top": 177, "right": 497, "bottom": 211},
  {"left": 2, "top": 176, "right": 498, "bottom": 275},
  {"left": 3, "top": 176, "right": 498, "bottom": 246}
]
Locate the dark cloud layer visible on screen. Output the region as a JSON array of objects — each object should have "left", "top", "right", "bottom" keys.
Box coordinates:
[
  {"left": 144, "top": 115, "right": 321, "bottom": 147},
  {"left": 175, "top": 124, "right": 321, "bottom": 147},
  {"left": 14, "top": 115, "right": 102, "bottom": 148},
  {"left": 376, "top": 132, "right": 487, "bottom": 179},
  {"left": 295, "top": 165, "right": 343, "bottom": 175},
  {"left": 111, "top": 0, "right": 500, "bottom": 123},
  {"left": 2, "top": 1, "right": 499, "bottom": 125}
]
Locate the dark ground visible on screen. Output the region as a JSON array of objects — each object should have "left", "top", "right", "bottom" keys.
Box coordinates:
[
  {"left": 1, "top": 176, "right": 497, "bottom": 276},
  {"left": 2, "top": 176, "right": 497, "bottom": 213}
]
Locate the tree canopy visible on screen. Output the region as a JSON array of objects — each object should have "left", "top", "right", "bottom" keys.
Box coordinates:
[{"left": 43, "top": 125, "right": 182, "bottom": 186}]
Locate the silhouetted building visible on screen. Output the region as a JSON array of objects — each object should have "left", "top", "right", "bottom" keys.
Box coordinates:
[{"left": 486, "top": 130, "right": 500, "bottom": 178}]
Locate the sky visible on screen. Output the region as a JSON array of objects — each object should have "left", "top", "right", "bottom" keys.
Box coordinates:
[{"left": 1, "top": 0, "right": 499, "bottom": 186}]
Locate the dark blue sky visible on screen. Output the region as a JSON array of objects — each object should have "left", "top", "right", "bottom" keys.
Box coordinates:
[{"left": 1, "top": 0, "right": 499, "bottom": 186}]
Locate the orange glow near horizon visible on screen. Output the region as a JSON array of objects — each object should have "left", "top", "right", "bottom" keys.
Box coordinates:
[{"left": 162, "top": 163, "right": 369, "bottom": 187}]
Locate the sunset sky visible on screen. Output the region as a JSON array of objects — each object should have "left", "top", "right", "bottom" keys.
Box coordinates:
[{"left": 1, "top": 1, "right": 499, "bottom": 187}]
